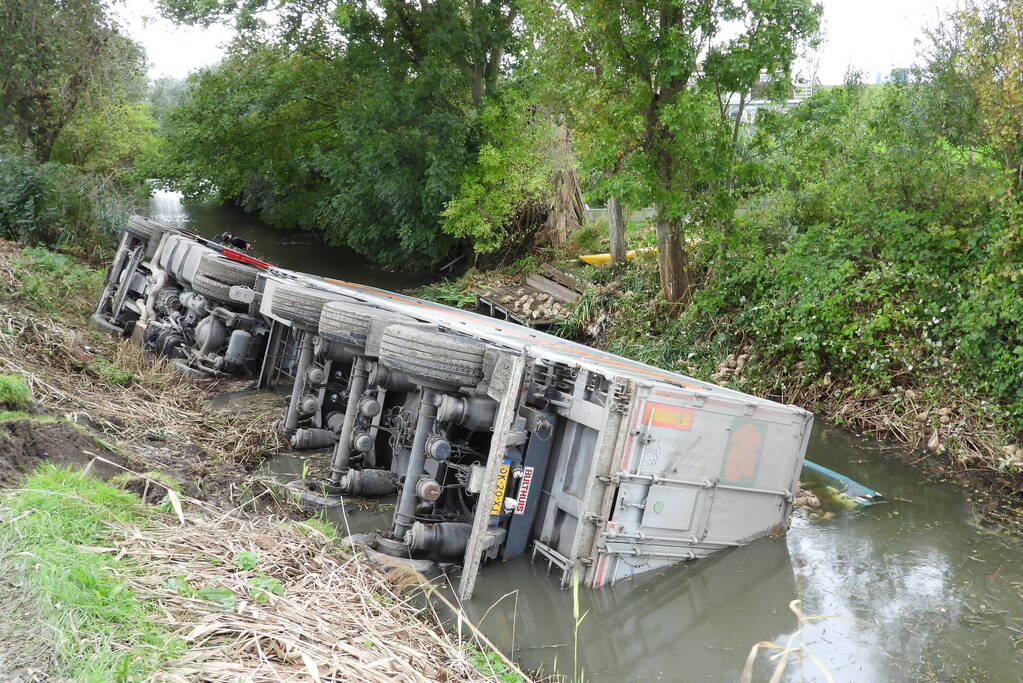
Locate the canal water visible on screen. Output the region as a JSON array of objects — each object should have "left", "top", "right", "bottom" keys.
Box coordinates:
[
  {"left": 144, "top": 189, "right": 429, "bottom": 288},
  {"left": 158, "top": 192, "right": 1023, "bottom": 682}
]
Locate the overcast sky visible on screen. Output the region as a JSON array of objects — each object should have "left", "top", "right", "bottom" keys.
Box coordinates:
[{"left": 117, "top": 0, "right": 960, "bottom": 84}]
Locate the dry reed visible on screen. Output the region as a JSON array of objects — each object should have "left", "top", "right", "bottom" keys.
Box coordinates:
[
  {"left": 102, "top": 493, "right": 515, "bottom": 682},
  {"left": 0, "top": 307, "right": 282, "bottom": 468}
]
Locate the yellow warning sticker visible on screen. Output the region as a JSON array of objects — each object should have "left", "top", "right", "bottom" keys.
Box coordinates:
[
  {"left": 491, "top": 462, "right": 511, "bottom": 515},
  {"left": 642, "top": 402, "right": 694, "bottom": 430}
]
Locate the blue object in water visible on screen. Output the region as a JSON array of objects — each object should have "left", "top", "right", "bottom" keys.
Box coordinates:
[{"left": 801, "top": 459, "right": 887, "bottom": 509}]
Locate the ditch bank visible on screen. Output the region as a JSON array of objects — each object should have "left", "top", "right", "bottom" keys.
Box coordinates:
[{"left": 0, "top": 240, "right": 524, "bottom": 682}]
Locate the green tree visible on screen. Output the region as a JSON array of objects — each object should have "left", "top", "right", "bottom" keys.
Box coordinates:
[
  {"left": 440, "top": 87, "right": 557, "bottom": 254},
  {"left": 530, "top": 0, "right": 821, "bottom": 304},
  {"left": 954, "top": 0, "right": 1023, "bottom": 194},
  {"left": 159, "top": 47, "right": 328, "bottom": 228},
  {"left": 0, "top": 0, "right": 146, "bottom": 162},
  {"left": 51, "top": 101, "right": 161, "bottom": 189},
  {"left": 156, "top": 0, "right": 526, "bottom": 267},
  {"left": 147, "top": 76, "right": 188, "bottom": 132}
]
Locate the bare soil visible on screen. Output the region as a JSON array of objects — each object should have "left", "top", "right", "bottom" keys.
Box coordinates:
[{"left": 0, "top": 418, "right": 128, "bottom": 487}]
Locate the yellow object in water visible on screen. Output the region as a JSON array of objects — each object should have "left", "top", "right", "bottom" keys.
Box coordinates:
[{"left": 578, "top": 246, "right": 657, "bottom": 265}]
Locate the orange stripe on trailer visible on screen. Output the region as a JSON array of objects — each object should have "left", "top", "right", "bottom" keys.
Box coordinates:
[
  {"left": 323, "top": 278, "right": 703, "bottom": 390},
  {"left": 642, "top": 402, "right": 694, "bottom": 430}
]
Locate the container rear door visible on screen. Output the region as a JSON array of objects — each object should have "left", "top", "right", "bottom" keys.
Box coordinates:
[{"left": 594, "top": 387, "right": 810, "bottom": 585}]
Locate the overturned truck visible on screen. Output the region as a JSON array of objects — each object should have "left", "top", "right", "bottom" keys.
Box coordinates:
[{"left": 93, "top": 217, "right": 813, "bottom": 598}]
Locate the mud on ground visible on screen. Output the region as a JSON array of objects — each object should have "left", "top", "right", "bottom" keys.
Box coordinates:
[{"left": 0, "top": 418, "right": 130, "bottom": 487}]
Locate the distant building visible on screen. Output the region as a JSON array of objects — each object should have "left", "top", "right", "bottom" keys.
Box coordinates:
[{"left": 727, "top": 77, "right": 816, "bottom": 126}]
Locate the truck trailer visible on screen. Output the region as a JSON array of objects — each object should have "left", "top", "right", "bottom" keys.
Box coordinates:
[{"left": 92, "top": 217, "right": 813, "bottom": 599}]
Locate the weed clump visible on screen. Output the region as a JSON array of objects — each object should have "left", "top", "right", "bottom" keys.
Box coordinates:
[
  {"left": 87, "top": 358, "right": 137, "bottom": 386},
  {"left": 416, "top": 279, "right": 478, "bottom": 308},
  {"left": 12, "top": 247, "right": 104, "bottom": 315},
  {"left": 0, "top": 373, "right": 29, "bottom": 409}
]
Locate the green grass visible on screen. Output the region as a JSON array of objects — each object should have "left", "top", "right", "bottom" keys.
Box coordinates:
[
  {"left": 0, "top": 410, "right": 59, "bottom": 423},
  {"left": 464, "top": 645, "right": 527, "bottom": 683},
  {"left": 12, "top": 247, "right": 104, "bottom": 315},
  {"left": 87, "top": 358, "right": 137, "bottom": 386},
  {"left": 0, "top": 373, "right": 30, "bottom": 409},
  {"left": 0, "top": 465, "right": 182, "bottom": 680},
  {"left": 109, "top": 470, "right": 182, "bottom": 495},
  {"left": 284, "top": 515, "right": 339, "bottom": 540},
  {"left": 415, "top": 279, "right": 476, "bottom": 308}
]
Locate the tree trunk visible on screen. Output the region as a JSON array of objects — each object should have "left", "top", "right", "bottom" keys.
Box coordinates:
[
  {"left": 607, "top": 196, "right": 626, "bottom": 262},
  {"left": 654, "top": 203, "right": 690, "bottom": 306},
  {"left": 546, "top": 126, "right": 583, "bottom": 249}
]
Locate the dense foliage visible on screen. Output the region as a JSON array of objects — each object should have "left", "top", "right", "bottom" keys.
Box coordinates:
[
  {"left": 0, "top": 145, "right": 131, "bottom": 257},
  {"left": 156, "top": 0, "right": 543, "bottom": 268},
  {"left": 580, "top": 78, "right": 1023, "bottom": 437},
  {"left": 0, "top": 0, "right": 147, "bottom": 163},
  {"left": 0, "top": 0, "right": 160, "bottom": 253}
]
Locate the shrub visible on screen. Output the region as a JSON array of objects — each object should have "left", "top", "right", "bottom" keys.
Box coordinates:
[{"left": 0, "top": 147, "right": 129, "bottom": 257}]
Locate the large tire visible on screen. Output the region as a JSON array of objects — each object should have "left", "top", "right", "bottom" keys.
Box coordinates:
[
  {"left": 379, "top": 325, "right": 488, "bottom": 389},
  {"left": 191, "top": 273, "right": 235, "bottom": 303},
  {"left": 270, "top": 285, "right": 338, "bottom": 328},
  {"left": 196, "top": 253, "right": 259, "bottom": 287},
  {"left": 319, "top": 302, "right": 410, "bottom": 353},
  {"left": 126, "top": 216, "right": 170, "bottom": 259},
  {"left": 364, "top": 314, "right": 415, "bottom": 359},
  {"left": 125, "top": 215, "right": 157, "bottom": 240},
  {"left": 318, "top": 302, "right": 375, "bottom": 349}
]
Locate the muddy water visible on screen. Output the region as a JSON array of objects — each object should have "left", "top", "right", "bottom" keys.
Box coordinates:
[
  {"left": 265, "top": 424, "right": 1023, "bottom": 682},
  {"left": 144, "top": 189, "right": 430, "bottom": 287}
]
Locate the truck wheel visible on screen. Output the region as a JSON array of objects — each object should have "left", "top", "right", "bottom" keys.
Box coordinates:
[
  {"left": 379, "top": 325, "right": 488, "bottom": 388},
  {"left": 191, "top": 273, "right": 234, "bottom": 303},
  {"left": 319, "top": 302, "right": 409, "bottom": 352},
  {"left": 364, "top": 314, "right": 416, "bottom": 358},
  {"left": 125, "top": 215, "right": 157, "bottom": 240},
  {"left": 196, "top": 253, "right": 259, "bottom": 287},
  {"left": 270, "top": 285, "right": 338, "bottom": 328},
  {"left": 319, "top": 302, "right": 376, "bottom": 349}
]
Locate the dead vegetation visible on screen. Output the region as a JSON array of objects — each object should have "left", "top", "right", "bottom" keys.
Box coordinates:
[
  {"left": 107, "top": 498, "right": 509, "bottom": 682},
  {"left": 0, "top": 236, "right": 283, "bottom": 495},
  {"left": 0, "top": 308, "right": 282, "bottom": 467}
]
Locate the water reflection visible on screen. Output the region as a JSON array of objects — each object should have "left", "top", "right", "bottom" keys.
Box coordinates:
[
  {"left": 461, "top": 423, "right": 1023, "bottom": 681},
  {"left": 464, "top": 539, "right": 799, "bottom": 681},
  {"left": 775, "top": 426, "right": 1023, "bottom": 682},
  {"left": 144, "top": 189, "right": 431, "bottom": 288}
]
